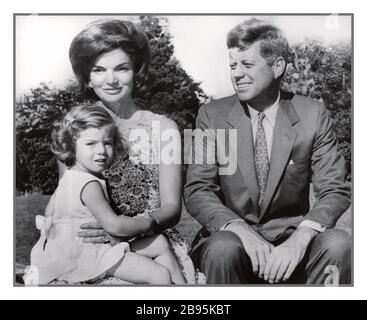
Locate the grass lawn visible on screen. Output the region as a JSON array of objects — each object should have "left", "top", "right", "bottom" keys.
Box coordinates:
[
  {"left": 15, "top": 188, "right": 351, "bottom": 266},
  {"left": 15, "top": 194, "right": 51, "bottom": 265}
]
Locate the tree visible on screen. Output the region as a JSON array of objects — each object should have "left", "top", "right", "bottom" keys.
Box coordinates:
[
  {"left": 16, "top": 83, "right": 88, "bottom": 193},
  {"left": 136, "top": 16, "right": 208, "bottom": 133},
  {"left": 282, "top": 40, "right": 351, "bottom": 180}
]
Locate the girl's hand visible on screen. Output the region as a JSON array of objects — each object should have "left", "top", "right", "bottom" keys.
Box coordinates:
[
  {"left": 139, "top": 229, "right": 156, "bottom": 238},
  {"left": 133, "top": 216, "right": 157, "bottom": 237}
]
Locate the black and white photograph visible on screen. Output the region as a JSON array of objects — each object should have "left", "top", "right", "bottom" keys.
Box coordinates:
[{"left": 14, "top": 14, "right": 352, "bottom": 288}]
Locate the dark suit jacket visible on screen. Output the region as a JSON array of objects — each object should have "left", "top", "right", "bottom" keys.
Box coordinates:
[{"left": 184, "top": 91, "right": 350, "bottom": 243}]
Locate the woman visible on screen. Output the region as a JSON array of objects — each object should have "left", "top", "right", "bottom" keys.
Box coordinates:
[{"left": 62, "top": 19, "right": 198, "bottom": 284}]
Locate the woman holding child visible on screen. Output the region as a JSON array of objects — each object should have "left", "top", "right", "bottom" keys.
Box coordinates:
[{"left": 28, "top": 19, "right": 198, "bottom": 284}]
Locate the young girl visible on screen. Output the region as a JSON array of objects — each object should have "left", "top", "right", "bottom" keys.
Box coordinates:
[{"left": 28, "top": 104, "right": 186, "bottom": 285}]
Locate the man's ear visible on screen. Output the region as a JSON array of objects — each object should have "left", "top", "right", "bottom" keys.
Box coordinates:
[
  {"left": 272, "top": 57, "right": 286, "bottom": 80},
  {"left": 87, "top": 81, "right": 93, "bottom": 88}
]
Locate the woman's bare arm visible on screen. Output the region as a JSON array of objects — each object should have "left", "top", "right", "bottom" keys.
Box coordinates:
[{"left": 151, "top": 118, "right": 182, "bottom": 230}]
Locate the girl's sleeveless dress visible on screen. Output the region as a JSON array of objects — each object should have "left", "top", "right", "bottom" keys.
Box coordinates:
[
  {"left": 100, "top": 106, "right": 201, "bottom": 284},
  {"left": 28, "top": 170, "right": 130, "bottom": 284}
]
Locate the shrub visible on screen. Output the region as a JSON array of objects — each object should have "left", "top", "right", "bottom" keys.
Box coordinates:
[
  {"left": 16, "top": 83, "right": 88, "bottom": 193},
  {"left": 282, "top": 40, "right": 351, "bottom": 180}
]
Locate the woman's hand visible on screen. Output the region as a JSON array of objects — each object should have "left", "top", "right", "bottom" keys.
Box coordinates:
[{"left": 78, "top": 221, "right": 124, "bottom": 246}]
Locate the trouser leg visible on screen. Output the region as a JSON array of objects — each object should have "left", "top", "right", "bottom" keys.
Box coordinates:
[
  {"left": 303, "top": 229, "right": 352, "bottom": 285},
  {"left": 192, "top": 228, "right": 351, "bottom": 285},
  {"left": 198, "top": 231, "right": 261, "bottom": 284}
]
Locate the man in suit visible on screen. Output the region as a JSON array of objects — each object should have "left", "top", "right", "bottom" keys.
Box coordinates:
[{"left": 184, "top": 18, "right": 351, "bottom": 284}]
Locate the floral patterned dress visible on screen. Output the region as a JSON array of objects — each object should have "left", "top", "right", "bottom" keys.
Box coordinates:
[{"left": 99, "top": 105, "right": 200, "bottom": 284}]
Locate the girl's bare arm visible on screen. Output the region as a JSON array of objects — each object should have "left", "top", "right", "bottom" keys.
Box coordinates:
[{"left": 81, "top": 181, "right": 154, "bottom": 237}]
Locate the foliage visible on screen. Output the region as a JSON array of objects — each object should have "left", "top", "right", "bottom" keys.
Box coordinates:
[
  {"left": 137, "top": 16, "right": 208, "bottom": 134},
  {"left": 16, "top": 83, "right": 89, "bottom": 193},
  {"left": 282, "top": 40, "right": 351, "bottom": 179}
]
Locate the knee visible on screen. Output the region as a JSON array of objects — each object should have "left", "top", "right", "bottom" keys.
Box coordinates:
[
  {"left": 202, "top": 231, "right": 246, "bottom": 264},
  {"left": 314, "top": 229, "right": 351, "bottom": 262},
  {"left": 154, "top": 234, "right": 171, "bottom": 253},
  {"left": 149, "top": 265, "right": 172, "bottom": 284}
]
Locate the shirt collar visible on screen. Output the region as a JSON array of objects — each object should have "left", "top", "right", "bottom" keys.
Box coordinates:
[{"left": 247, "top": 93, "right": 280, "bottom": 127}]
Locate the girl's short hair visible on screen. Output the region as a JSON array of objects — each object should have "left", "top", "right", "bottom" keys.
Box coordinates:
[
  {"left": 69, "top": 19, "right": 151, "bottom": 98},
  {"left": 51, "top": 104, "right": 125, "bottom": 167},
  {"left": 227, "top": 18, "right": 291, "bottom": 66}
]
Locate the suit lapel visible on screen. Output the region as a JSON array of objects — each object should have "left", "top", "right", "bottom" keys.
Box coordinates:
[
  {"left": 226, "top": 99, "right": 259, "bottom": 210},
  {"left": 259, "top": 97, "right": 299, "bottom": 219}
]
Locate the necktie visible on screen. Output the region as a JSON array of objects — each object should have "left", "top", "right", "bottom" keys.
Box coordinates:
[{"left": 254, "top": 112, "right": 270, "bottom": 205}]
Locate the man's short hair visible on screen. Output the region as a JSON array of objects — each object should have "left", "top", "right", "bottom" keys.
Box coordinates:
[{"left": 227, "top": 18, "right": 291, "bottom": 66}]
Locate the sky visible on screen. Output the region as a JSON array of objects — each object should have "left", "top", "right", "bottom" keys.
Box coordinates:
[{"left": 15, "top": 14, "right": 352, "bottom": 99}]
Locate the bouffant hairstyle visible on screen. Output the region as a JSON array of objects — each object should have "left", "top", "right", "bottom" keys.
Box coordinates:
[
  {"left": 51, "top": 104, "right": 125, "bottom": 167},
  {"left": 227, "top": 18, "right": 291, "bottom": 66},
  {"left": 69, "top": 19, "right": 151, "bottom": 98}
]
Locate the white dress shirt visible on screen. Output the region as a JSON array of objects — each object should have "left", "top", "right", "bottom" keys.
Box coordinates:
[
  {"left": 221, "top": 93, "right": 325, "bottom": 233},
  {"left": 247, "top": 95, "right": 279, "bottom": 160}
]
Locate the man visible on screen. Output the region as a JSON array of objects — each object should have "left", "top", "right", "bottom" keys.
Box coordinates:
[{"left": 184, "top": 18, "right": 351, "bottom": 284}]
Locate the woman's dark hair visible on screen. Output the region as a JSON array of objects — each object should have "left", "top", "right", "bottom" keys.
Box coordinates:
[{"left": 69, "top": 19, "right": 151, "bottom": 98}]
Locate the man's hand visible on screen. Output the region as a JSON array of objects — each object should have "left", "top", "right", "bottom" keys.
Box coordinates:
[
  {"left": 264, "top": 227, "right": 319, "bottom": 283},
  {"left": 225, "top": 221, "right": 273, "bottom": 278},
  {"left": 78, "top": 221, "right": 121, "bottom": 246}
]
